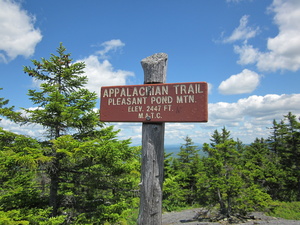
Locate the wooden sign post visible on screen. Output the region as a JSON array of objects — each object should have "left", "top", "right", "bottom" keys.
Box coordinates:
[
  {"left": 100, "top": 53, "right": 208, "bottom": 225},
  {"left": 138, "top": 53, "right": 167, "bottom": 225}
]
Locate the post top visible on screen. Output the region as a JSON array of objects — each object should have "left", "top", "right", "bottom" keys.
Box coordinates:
[
  {"left": 141, "top": 53, "right": 168, "bottom": 64},
  {"left": 141, "top": 53, "right": 168, "bottom": 84}
]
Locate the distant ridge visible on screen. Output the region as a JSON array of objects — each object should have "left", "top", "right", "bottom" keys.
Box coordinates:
[
  {"left": 164, "top": 144, "right": 205, "bottom": 157},
  {"left": 131, "top": 144, "right": 206, "bottom": 157}
]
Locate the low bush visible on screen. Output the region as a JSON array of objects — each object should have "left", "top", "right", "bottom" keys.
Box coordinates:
[{"left": 267, "top": 201, "right": 300, "bottom": 220}]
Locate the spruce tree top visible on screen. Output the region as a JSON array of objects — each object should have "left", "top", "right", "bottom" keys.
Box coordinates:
[{"left": 23, "top": 43, "right": 99, "bottom": 139}]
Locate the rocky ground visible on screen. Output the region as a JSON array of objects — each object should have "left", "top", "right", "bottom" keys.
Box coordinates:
[{"left": 162, "top": 208, "right": 300, "bottom": 225}]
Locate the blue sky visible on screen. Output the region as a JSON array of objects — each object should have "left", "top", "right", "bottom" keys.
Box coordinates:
[{"left": 1, "top": 0, "right": 300, "bottom": 146}]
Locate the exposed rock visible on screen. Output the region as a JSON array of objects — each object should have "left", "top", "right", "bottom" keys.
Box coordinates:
[{"left": 162, "top": 208, "right": 300, "bottom": 225}]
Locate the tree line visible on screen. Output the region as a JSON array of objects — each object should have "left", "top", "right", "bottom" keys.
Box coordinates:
[
  {"left": 163, "top": 114, "right": 300, "bottom": 217},
  {"left": 0, "top": 44, "right": 299, "bottom": 224}
]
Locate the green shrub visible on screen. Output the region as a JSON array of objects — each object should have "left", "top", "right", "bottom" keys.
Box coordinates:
[
  {"left": 0, "top": 210, "right": 29, "bottom": 225},
  {"left": 233, "top": 185, "right": 272, "bottom": 215},
  {"left": 0, "top": 208, "right": 66, "bottom": 225},
  {"left": 268, "top": 201, "right": 300, "bottom": 220}
]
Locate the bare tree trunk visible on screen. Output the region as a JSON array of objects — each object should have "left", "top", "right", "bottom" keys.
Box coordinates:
[
  {"left": 49, "top": 157, "right": 59, "bottom": 217},
  {"left": 217, "top": 188, "right": 227, "bottom": 216}
]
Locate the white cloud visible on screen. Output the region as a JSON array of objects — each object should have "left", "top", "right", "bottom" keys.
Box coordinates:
[
  {"left": 205, "top": 93, "right": 300, "bottom": 142},
  {"left": 233, "top": 0, "right": 300, "bottom": 72},
  {"left": 96, "top": 39, "right": 125, "bottom": 58},
  {"left": 80, "top": 55, "right": 134, "bottom": 95},
  {"left": 165, "top": 123, "right": 196, "bottom": 143},
  {"left": 2, "top": 93, "right": 300, "bottom": 145},
  {"left": 110, "top": 122, "right": 142, "bottom": 145},
  {"left": 223, "top": 15, "right": 259, "bottom": 43},
  {"left": 209, "top": 93, "right": 300, "bottom": 123},
  {"left": 234, "top": 44, "right": 259, "bottom": 65},
  {"left": 76, "top": 40, "right": 134, "bottom": 95},
  {"left": 0, "top": 117, "right": 45, "bottom": 139},
  {"left": 31, "top": 39, "right": 133, "bottom": 94},
  {"left": 207, "top": 83, "right": 213, "bottom": 94},
  {"left": 0, "top": 0, "right": 42, "bottom": 63},
  {"left": 218, "top": 69, "right": 260, "bottom": 95},
  {"left": 112, "top": 123, "right": 196, "bottom": 146},
  {"left": 112, "top": 93, "right": 300, "bottom": 145}
]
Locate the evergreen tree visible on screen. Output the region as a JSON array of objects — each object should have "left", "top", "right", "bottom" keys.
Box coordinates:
[
  {"left": 202, "top": 138, "right": 242, "bottom": 216},
  {"left": 176, "top": 136, "right": 201, "bottom": 205},
  {"left": 47, "top": 131, "right": 140, "bottom": 223},
  {"left": 268, "top": 112, "right": 300, "bottom": 201},
  {"left": 282, "top": 112, "right": 300, "bottom": 201},
  {"left": 200, "top": 128, "right": 271, "bottom": 217},
  {"left": 0, "top": 128, "right": 66, "bottom": 224},
  {"left": 21, "top": 43, "right": 140, "bottom": 223},
  {"left": 0, "top": 128, "right": 47, "bottom": 209},
  {"left": 0, "top": 88, "right": 22, "bottom": 122},
  {"left": 240, "top": 138, "right": 277, "bottom": 206},
  {"left": 163, "top": 137, "right": 202, "bottom": 210},
  {"left": 23, "top": 43, "right": 100, "bottom": 216},
  {"left": 163, "top": 136, "right": 201, "bottom": 207},
  {"left": 23, "top": 43, "right": 99, "bottom": 139},
  {"left": 163, "top": 151, "right": 174, "bottom": 180},
  {"left": 210, "top": 127, "right": 231, "bottom": 148}
]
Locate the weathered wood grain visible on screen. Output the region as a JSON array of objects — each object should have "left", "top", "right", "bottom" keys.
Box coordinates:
[{"left": 138, "top": 53, "right": 167, "bottom": 225}]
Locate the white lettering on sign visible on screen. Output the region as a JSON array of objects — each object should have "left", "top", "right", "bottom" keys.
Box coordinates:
[
  {"left": 101, "top": 82, "right": 206, "bottom": 121},
  {"left": 102, "top": 85, "right": 169, "bottom": 98},
  {"left": 173, "top": 83, "right": 203, "bottom": 95},
  {"left": 150, "top": 96, "right": 173, "bottom": 104},
  {"left": 176, "top": 95, "right": 194, "bottom": 103},
  {"left": 108, "top": 97, "right": 147, "bottom": 105}
]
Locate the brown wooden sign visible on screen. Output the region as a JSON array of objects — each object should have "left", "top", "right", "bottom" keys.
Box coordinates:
[{"left": 100, "top": 82, "right": 208, "bottom": 122}]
